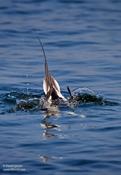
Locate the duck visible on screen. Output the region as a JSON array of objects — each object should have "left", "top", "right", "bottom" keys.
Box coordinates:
[{"left": 38, "top": 39, "right": 67, "bottom": 109}]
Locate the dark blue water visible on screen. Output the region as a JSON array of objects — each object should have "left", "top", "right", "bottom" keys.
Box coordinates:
[{"left": 0, "top": 0, "right": 121, "bottom": 174}]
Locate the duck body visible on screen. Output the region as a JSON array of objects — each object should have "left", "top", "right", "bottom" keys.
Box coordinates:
[{"left": 39, "top": 40, "right": 67, "bottom": 111}]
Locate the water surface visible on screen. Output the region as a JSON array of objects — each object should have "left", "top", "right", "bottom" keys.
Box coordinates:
[{"left": 0, "top": 0, "right": 121, "bottom": 174}]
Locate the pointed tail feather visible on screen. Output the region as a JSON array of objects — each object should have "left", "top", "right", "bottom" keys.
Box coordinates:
[{"left": 38, "top": 39, "right": 67, "bottom": 102}]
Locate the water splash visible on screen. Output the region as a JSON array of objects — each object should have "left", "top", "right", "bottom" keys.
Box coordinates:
[{"left": 0, "top": 88, "right": 119, "bottom": 115}]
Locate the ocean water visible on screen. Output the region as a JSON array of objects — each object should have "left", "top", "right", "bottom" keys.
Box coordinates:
[{"left": 0, "top": 0, "right": 121, "bottom": 174}]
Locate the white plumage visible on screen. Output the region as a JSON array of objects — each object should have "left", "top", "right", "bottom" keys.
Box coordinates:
[{"left": 39, "top": 39, "right": 67, "bottom": 104}]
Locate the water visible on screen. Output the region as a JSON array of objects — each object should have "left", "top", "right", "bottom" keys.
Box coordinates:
[{"left": 0, "top": 0, "right": 121, "bottom": 174}]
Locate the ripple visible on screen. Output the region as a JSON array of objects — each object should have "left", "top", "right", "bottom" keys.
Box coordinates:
[{"left": 1, "top": 0, "right": 121, "bottom": 174}]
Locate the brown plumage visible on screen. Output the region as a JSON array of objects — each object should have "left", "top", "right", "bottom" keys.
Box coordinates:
[{"left": 39, "top": 39, "right": 67, "bottom": 103}]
